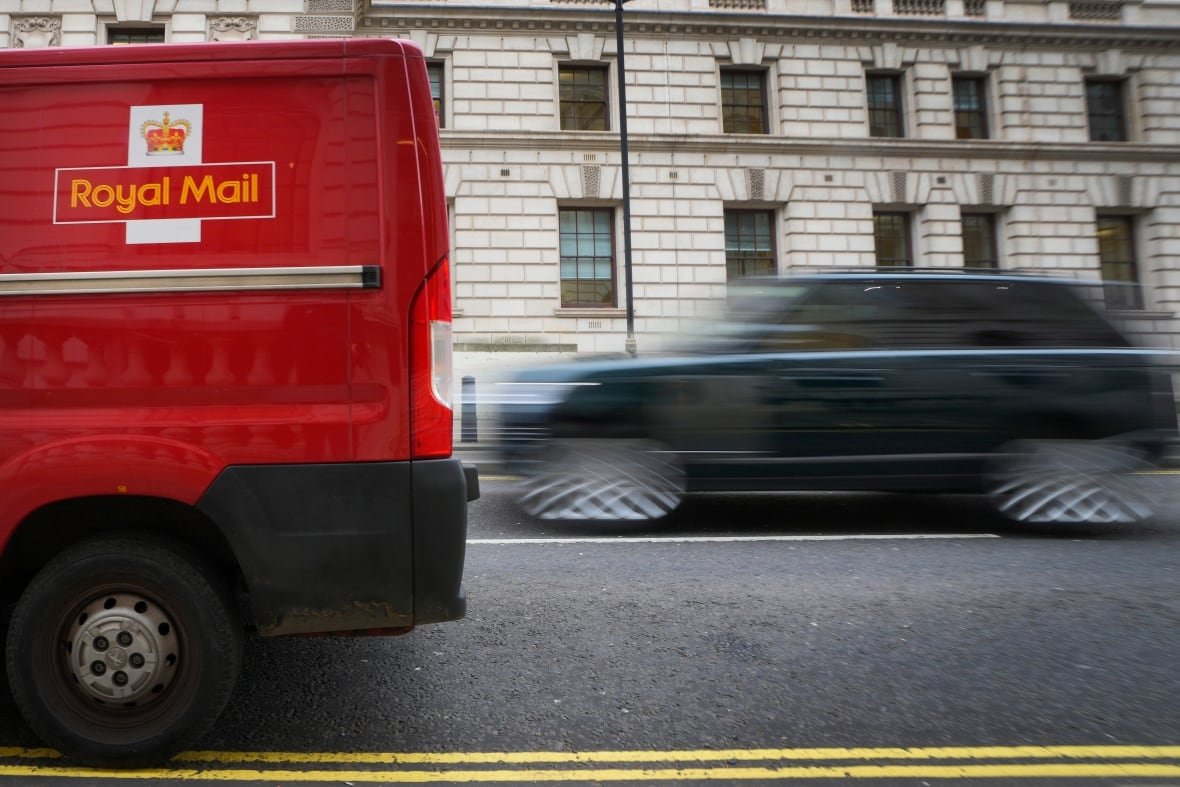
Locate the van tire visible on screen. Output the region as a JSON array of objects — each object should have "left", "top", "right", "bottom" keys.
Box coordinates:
[{"left": 5, "top": 536, "right": 243, "bottom": 766}]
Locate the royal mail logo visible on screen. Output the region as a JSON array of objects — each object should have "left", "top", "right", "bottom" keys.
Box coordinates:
[
  {"left": 52, "top": 104, "right": 276, "bottom": 245},
  {"left": 55, "top": 163, "right": 274, "bottom": 222},
  {"left": 141, "top": 111, "right": 191, "bottom": 156}
]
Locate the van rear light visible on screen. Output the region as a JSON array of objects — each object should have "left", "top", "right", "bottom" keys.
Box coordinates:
[{"left": 411, "top": 256, "right": 454, "bottom": 459}]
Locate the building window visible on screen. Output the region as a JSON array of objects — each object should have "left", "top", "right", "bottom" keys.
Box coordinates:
[
  {"left": 427, "top": 62, "right": 445, "bottom": 129},
  {"left": 961, "top": 213, "right": 998, "bottom": 269},
  {"left": 559, "top": 65, "right": 609, "bottom": 131},
  {"left": 952, "top": 76, "right": 989, "bottom": 140},
  {"left": 559, "top": 208, "right": 615, "bottom": 307},
  {"left": 1086, "top": 79, "right": 1127, "bottom": 142},
  {"left": 1096, "top": 215, "right": 1142, "bottom": 309},
  {"left": 720, "top": 69, "right": 768, "bottom": 134},
  {"left": 873, "top": 212, "right": 912, "bottom": 267},
  {"left": 724, "top": 210, "right": 776, "bottom": 281},
  {"left": 866, "top": 72, "right": 905, "bottom": 138},
  {"left": 108, "top": 26, "right": 165, "bottom": 44}
]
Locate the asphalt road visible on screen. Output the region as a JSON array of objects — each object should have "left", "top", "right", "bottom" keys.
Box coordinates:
[{"left": 0, "top": 477, "right": 1178, "bottom": 784}]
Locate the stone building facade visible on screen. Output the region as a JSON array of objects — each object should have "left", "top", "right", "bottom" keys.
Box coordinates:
[{"left": 3, "top": 0, "right": 1180, "bottom": 356}]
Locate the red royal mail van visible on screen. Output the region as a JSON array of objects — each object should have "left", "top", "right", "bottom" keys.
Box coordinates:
[{"left": 0, "top": 38, "right": 476, "bottom": 764}]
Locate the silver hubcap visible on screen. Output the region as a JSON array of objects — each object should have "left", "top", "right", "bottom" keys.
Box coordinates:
[
  {"left": 519, "top": 439, "right": 685, "bottom": 521},
  {"left": 67, "top": 592, "right": 178, "bottom": 705},
  {"left": 988, "top": 439, "right": 1152, "bottom": 524}
]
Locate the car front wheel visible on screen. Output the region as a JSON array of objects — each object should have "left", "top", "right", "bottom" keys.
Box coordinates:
[
  {"left": 986, "top": 438, "right": 1153, "bottom": 524},
  {"left": 5, "top": 535, "right": 243, "bottom": 766}
]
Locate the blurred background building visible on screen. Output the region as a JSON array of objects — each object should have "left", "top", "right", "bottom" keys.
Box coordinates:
[{"left": 3, "top": 0, "right": 1179, "bottom": 359}]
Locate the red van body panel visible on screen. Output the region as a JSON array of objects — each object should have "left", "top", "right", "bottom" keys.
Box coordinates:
[{"left": 0, "top": 40, "right": 472, "bottom": 636}]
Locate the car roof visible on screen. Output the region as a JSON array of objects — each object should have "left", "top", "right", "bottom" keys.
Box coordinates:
[{"left": 747, "top": 270, "right": 1088, "bottom": 287}]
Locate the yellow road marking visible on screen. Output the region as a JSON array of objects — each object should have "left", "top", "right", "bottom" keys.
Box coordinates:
[
  {"left": 167, "top": 745, "right": 1180, "bottom": 765},
  {"left": 0, "top": 763, "right": 1179, "bottom": 782},
  {"left": 0, "top": 746, "right": 1176, "bottom": 781}
]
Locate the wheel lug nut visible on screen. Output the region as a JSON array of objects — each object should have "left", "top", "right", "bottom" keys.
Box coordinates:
[
  {"left": 112, "top": 671, "right": 128, "bottom": 687},
  {"left": 94, "top": 636, "right": 109, "bottom": 652},
  {"left": 91, "top": 661, "right": 106, "bottom": 676},
  {"left": 117, "top": 632, "right": 133, "bottom": 647},
  {"left": 129, "top": 653, "right": 145, "bottom": 669}
]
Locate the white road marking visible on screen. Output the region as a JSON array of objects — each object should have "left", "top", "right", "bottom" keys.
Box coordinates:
[{"left": 468, "top": 533, "right": 999, "bottom": 545}]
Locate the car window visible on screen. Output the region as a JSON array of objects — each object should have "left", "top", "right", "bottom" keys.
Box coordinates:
[{"left": 743, "top": 279, "right": 1130, "bottom": 352}]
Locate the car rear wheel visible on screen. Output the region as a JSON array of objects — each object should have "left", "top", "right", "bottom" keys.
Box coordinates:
[
  {"left": 5, "top": 535, "right": 243, "bottom": 766},
  {"left": 986, "top": 438, "right": 1152, "bottom": 524},
  {"left": 518, "top": 438, "right": 685, "bottom": 521}
]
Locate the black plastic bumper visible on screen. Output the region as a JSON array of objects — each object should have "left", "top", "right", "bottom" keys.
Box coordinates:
[{"left": 197, "top": 458, "right": 475, "bottom": 636}]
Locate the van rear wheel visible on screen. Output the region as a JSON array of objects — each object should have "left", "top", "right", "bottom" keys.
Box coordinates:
[{"left": 5, "top": 536, "right": 243, "bottom": 766}]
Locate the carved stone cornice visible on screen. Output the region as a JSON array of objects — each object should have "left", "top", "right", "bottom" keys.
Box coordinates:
[
  {"left": 439, "top": 129, "right": 1180, "bottom": 163},
  {"left": 359, "top": 4, "right": 1180, "bottom": 51}
]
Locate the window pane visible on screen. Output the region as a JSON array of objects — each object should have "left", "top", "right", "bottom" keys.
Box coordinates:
[
  {"left": 724, "top": 209, "right": 776, "bottom": 281},
  {"left": 1086, "top": 80, "right": 1127, "bottom": 142},
  {"left": 961, "top": 213, "right": 997, "bottom": 269},
  {"left": 559, "top": 207, "right": 615, "bottom": 307},
  {"left": 1096, "top": 215, "right": 1142, "bottom": 308},
  {"left": 873, "top": 212, "right": 912, "bottom": 267},
  {"left": 560, "top": 66, "right": 609, "bottom": 131},
  {"left": 721, "top": 70, "right": 768, "bottom": 134},
  {"left": 953, "top": 76, "right": 988, "bottom": 139},
  {"left": 867, "top": 74, "right": 904, "bottom": 138},
  {"left": 108, "top": 26, "right": 165, "bottom": 44}
]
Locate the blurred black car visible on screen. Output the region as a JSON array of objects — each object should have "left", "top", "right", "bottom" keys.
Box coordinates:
[{"left": 497, "top": 272, "right": 1177, "bottom": 523}]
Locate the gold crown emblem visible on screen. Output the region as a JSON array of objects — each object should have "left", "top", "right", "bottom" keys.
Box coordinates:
[{"left": 140, "top": 112, "right": 191, "bottom": 155}]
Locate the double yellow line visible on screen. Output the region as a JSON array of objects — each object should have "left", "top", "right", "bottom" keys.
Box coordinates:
[{"left": 1, "top": 745, "right": 1179, "bottom": 782}]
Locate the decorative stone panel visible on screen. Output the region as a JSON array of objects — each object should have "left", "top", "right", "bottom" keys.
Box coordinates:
[
  {"left": 964, "top": 0, "right": 986, "bottom": 15},
  {"left": 851, "top": 0, "right": 873, "bottom": 12},
  {"left": 747, "top": 168, "right": 765, "bottom": 202},
  {"left": 208, "top": 16, "right": 258, "bottom": 41},
  {"left": 892, "top": 0, "right": 945, "bottom": 15},
  {"left": 1069, "top": 1, "right": 1122, "bottom": 19},
  {"left": 709, "top": 0, "right": 767, "bottom": 9},
  {"left": 307, "top": 0, "right": 353, "bottom": 11},
  {"left": 581, "top": 165, "right": 601, "bottom": 199},
  {"left": 891, "top": 171, "right": 907, "bottom": 203},
  {"left": 979, "top": 173, "right": 994, "bottom": 205},
  {"left": 294, "top": 14, "right": 354, "bottom": 32},
  {"left": 12, "top": 16, "right": 60, "bottom": 47}
]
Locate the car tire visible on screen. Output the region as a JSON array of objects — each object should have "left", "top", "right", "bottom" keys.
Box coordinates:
[
  {"left": 518, "top": 438, "right": 685, "bottom": 521},
  {"left": 5, "top": 535, "right": 243, "bottom": 766},
  {"left": 986, "top": 438, "right": 1153, "bottom": 524}
]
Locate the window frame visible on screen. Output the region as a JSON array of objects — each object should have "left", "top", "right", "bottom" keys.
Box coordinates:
[
  {"left": 558, "top": 64, "right": 611, "bottom": 132},
  {"left": 426, "top": 60, "right": 446, "bottom": 129},
  {"left": 873, "top": 211, "right": 913, "bottom": 268},
  {"left": 866, "top": 71, "right": 906, "bottom": 139},
  {"left": 960, "top": 211, "right": 999, "bottom": 270},
  {"left": 952, "top": 74, "right": 990, "bottom": 140},
  {"left": 723, "top": 208, "right": 778, "bottom": 282},
  {"left": 1085, "top": 77, "right": 1128, "bottom": 142},
  {"left": 558, "top": 206, "right": 618, "bottom": 308},
  {"left": 719, "top": 67, "right": 770, "bottom": 135},
  {"left": 1095, "top": 214, "right": 1143, "bottom": 309},
  {"left": 106, "top": 25, "right": 166, "bottom": 44}
]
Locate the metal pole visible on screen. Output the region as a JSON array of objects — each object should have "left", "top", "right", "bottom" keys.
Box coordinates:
[
  {"left": 461, "top": 375, "right": 478, "bottom": 443},
  {"left": 615, "top": 0, "right": 637, "bottom": 357}
]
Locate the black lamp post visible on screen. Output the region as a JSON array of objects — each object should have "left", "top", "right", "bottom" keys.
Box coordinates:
[{"left": 614, "top": 0, "right": 637, "bottom": 356}]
